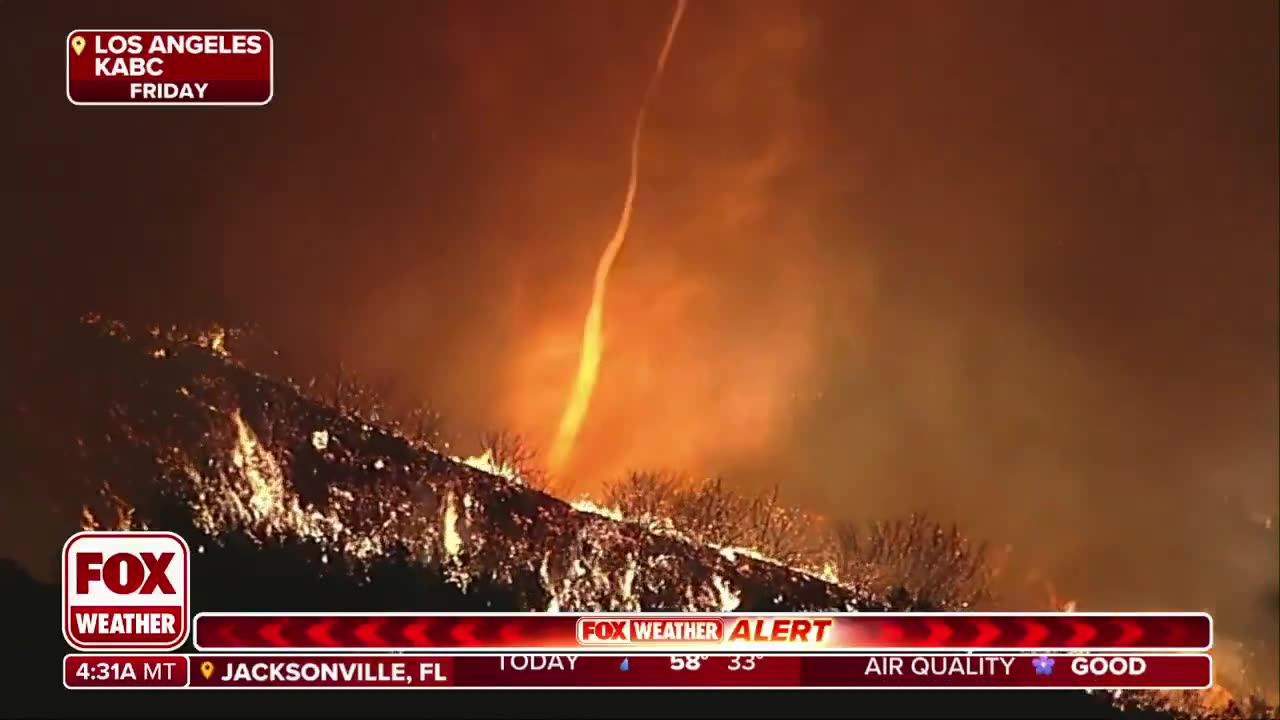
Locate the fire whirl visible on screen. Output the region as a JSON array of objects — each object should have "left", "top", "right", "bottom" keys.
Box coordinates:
[{"left": 548, "top": 0, "right": 688, "bottom": 477}]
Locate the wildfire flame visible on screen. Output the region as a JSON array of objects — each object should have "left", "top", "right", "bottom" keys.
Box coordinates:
[
  {"left": 459, "top": 449, "right": 518, "bottom": 482},
  {"left": 72, "top": 324, "right": 1279, "bottom": 715},
  {"left": 547, "top": 0, "right": 688, "bottom": 476}
]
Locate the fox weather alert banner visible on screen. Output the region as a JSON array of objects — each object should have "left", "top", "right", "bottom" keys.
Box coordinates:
[
  {"left": 60, "top": 531, "right": 1213, "bottom": 691},
  {"left": 191, "top": 612, "right": 1212, "bottom": 653}
]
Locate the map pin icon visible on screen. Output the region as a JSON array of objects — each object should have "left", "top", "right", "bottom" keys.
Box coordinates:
[
  {"left": 71, "top": 36, "right": 85, "bottom": 56},
  {"left": 200, "top": 661, "right": 215, "bottom": 680}
]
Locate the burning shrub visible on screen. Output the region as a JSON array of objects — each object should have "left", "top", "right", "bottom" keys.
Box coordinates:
[
  {"left": 602, "top": 470, "right": 684, "bottom": 524},
  {"left": 400, "top": 406, "right": 448, "bottom": 449},
  {"left": 829, "top": 513, "right": 994, "bottom": 610},
  {"left": 603, "top": 473, "right": 826, "bottom": 566},
  {"left": 474, "top": 430, "right": 549, "bottom": 490},
  {"left": 603, "top": 473, "right": 995, "bottom": 605},
  {"left": 668, "top": 476, "right": 753, "bottom": 545},
  {"left": 306, "top": 362, "right": 392, "bottom": 423},
  {"left": 303, "top": 363, "right": 446, "bottom": 449},
  {"left": 725, "top": 483, "right": 826, "bottom": 566}
]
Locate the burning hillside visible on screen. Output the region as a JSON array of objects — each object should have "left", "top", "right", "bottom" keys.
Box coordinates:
[
  {"left": 55, "top": 317, "right": 891, "bottom": 614},
  {"left": 3, "top": 317, "right": 1274, "bottom": 719}
]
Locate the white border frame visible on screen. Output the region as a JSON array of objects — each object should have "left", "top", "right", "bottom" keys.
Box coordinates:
[
  {"left": 63, "top": 530, "right": 192, "bottom": 652},
  {"left": 192, "top": 611, "right": 1214, "bottom": 653},
  {"left": 62, "top": 652, "right": 1215, "bottom": 691},
  {"left": 65, "top": 29, "right": 274, "bottom": 107}
]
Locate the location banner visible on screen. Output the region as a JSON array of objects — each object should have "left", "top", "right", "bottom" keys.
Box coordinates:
[
  {"left": 66, "top": 30, "right": 273, "bottom": 106},
  {"left": 64, "top": 653, "right": 1213, "bottom": 690},
  {"left": 193, "top": 612, "right": 1212, "bottom": 652}
]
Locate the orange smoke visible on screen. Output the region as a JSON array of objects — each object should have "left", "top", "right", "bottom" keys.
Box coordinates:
[{"left": 547, "top": 0, "right": 688, "bottom": 476}]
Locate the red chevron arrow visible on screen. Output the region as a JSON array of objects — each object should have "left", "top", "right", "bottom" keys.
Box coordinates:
[
  {"left": 451, "top": 620, "right": 478, "bottom": 646},
  {"left": 1066, "top": 619, "right": 1097, "bottom": 646},
  {"left": 972, "top": 619, "right": 1001, "bottom": 646},
  {"left": 498, "top": 619, "right": 524, "bottom": 643},
  {"left": 354, "top": 619, "right": 387, "bottom": 647},
  {"left": 877, "top": 620, "right": 905, "bottom": 645},
  {"left": 1017, "top": 619, "right": 1049, "bottom": 647},
  {"left": 260, "top": 621, "right": 287, "bottom": 647},
  {"left": 924, "top": 619, "right": 953, "bottom": 645},
  {"left": 403, "top": 620, "right": 433, "bottom": 646},
  {"left": 215, "top": 621, "right": 238, "bottom": 646},
  {"left": 305, "top": 619, "right": 337, "bottom": 647},
  {"left": 1113, "top": 619, "right": 1143, "bottom": 646}
]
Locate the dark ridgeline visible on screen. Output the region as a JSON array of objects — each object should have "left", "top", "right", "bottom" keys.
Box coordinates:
[{"left": 4, "top": 320, "right": 1271, "bottom": 719}]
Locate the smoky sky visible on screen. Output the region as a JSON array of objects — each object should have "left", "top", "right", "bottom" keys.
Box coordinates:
[{"left": 5, "top": 0, "right": 1278, "bottom": 683}]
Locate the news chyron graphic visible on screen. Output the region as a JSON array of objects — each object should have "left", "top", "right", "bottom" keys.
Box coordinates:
[
  {"left": 191, "top": 611, "right": 1213, "bottom": 653},
  {"left": 66, "top": 30, "right": 273, "bottom": 106},
  {"left": 62, "top": 531, "right": 191, "bottom": 651},
  {"left": 58, "top": 530, "right": 1214, "bottom": 691},
  {"left": 62, "top": 653, "right": 1215, "bottom": 691}
]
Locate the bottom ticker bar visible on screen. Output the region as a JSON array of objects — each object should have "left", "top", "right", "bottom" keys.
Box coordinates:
[{"left": 65, "top": 654, "right": 1212, "bottom": 690}]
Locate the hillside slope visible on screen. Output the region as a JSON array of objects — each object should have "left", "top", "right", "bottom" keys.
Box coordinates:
[{"left": 5, "top": 319, "right": 1272, "bottom": 718}]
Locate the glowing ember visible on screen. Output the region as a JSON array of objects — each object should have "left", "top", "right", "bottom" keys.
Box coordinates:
[
  {"left": 310, "top": 429, "right": 330, "bottom": 451},
  {"left": 442, "top": 492, "right": 463, "bottom": 558},
  {"left": 712, "top": 574, "right": 742, "bottom": 611}
]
